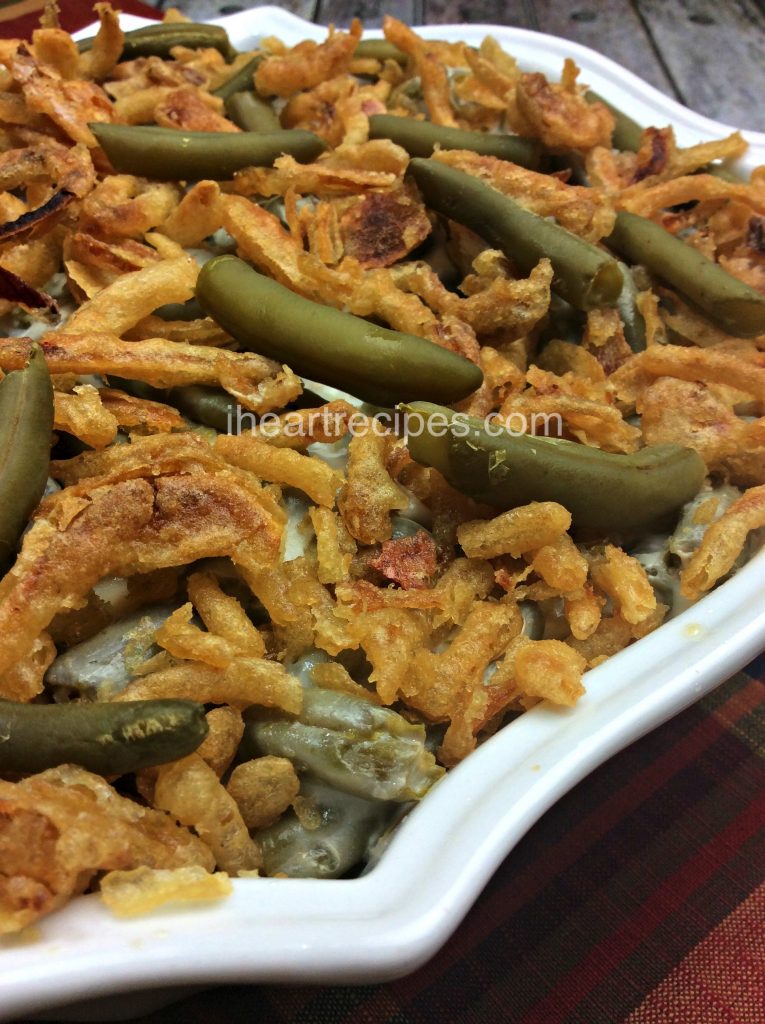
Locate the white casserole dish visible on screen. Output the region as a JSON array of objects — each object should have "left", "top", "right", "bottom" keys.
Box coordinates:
[{"left": 2, "top": 8, "right": 765, "bottom": 1020}]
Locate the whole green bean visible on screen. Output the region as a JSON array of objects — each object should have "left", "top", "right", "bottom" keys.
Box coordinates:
[
  {"left": 0, "top": 699, "right": 208, "bottom": 776},
  {"left": 607, "top": 210, "right": 765, "bottom": 337},
  {"left": 212, "top": 55, "right": 262, "bottom": 100},
  {"left": 77, "top": 22, "right": 236, "bottom": 62},
  {"left": 89, "top": 124, "right": 326, "bottom": 181},
  {"left": 224, "top": 90, "right": 281, "bottom": 133},
  {"left": 242, "top": 687, "right": 443, "bottom": 802},
  {"left": 257, "top": 776, "right": 393, "bottom": 879},
  {"left": 0, "top": 345, "right": 53, "bottom": 570},
  {"left": 195, "top": 255, "right": 483, "bottom": 406},
  {"left": 402, "top": 402, "right": 706, "bottom": 536},
  {"left": 354, "top": 39, "right": 408, "bottom": 64},
  {"left": 407, "top": 158, "right": 623, "bottom": 311},
  {"left": 585, "top": 90, "right": 643, "bottom": 152},
  {"left": 368, "top": 114, "right": 542, "bottom": 169}
]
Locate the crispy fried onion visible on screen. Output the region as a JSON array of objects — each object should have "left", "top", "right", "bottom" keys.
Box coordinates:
[
  {"left": 338, "top": 187, "right": 432, "bottom": 268},
  {"left": 0, "top": 262, "right": 58, "bottom": 315},
  {"left": 612, "top": 343, "right": 765, "bottom": 406},
  {"left": 516, "top": 61, "right": 614, "bottom": 151},
  {"left": 0, "top": 459, "right": 283, "bottom": 675},
  {"left": 638, "top": 377, "right": 765, "bottom": 486},
  {"left": 680, "top": 483, "right": 765, "bottom": 600},
  {"left": 394, "top": 255, "right": 552, "bottom": 337},
  {"left": 10, "top": 48, "right": 113, "bottom": 147},
  {"left": 0, "top": 188, "right": 75, "bottom": 246},
  {"left": 66, "top": 255, "right": 197, "bottom": 334},
  {"left": 408, "top": 601, "right": 523, "bottom": 764},
  {"left": 54, "top": 384, "right": 118, "bottom": 448},
  {"left": 0, "top": 332, "right": 297, "bottom": 414},
  {"left": 255, "top": 20, "right": 362, "bottom": 98},
  {"left": 0, "top": 765, "right": 213, "bottom": 934},
  {"left": 431, "top": 149, "right": 615, "bottom": 241},
  {"left": 383, "top": 16, "right": 459, "bottom": 127},
  {"left": 234, "top": 147, "right": 404, "bottom": 198}
]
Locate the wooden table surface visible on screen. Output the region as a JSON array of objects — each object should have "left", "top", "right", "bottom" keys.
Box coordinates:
[{"left": 149, "top": 0, "right": 765, "bottom": 130}]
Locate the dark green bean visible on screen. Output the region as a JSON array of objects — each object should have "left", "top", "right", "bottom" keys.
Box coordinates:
[
  {"left": 89, "top": 123, "right": 326, "bottom": 181},
  {"left": 607, "top": 210, "right": 765, "bottom": 337},
  {"left": 0, "top": 345, "right": 53, "bottom": 570},
  {"left": 77, "top": 22, "right": 236, "bottom": 62},
  {"left": 224, "top": 90, "right": 281, "bottom": 133},
  {"left": 402, "top": 402, "right": 706, "bottom": 537},
  {"left": 354, "top": 39, "right": 408, "bottom": 64},
  {"left": 0, "top": 699, "right": 207, "bottom": 776},
  {"left": 195, "top": 255, "right": 483, "bottom": 406},
  {"left": 407, "top": 158, "right": 623, "bottom": 311},
  {"left": 212, "top": 55, "right": 262, "bottom": 100},
  {"left": 368, "top": 113, "right": 542, "bottom": 169},
  {"left": 585, "top": 90, "right": 643, "bottom": 152},
  {"left": 108, "top": 376, "right": 162, "bottom": 403}
]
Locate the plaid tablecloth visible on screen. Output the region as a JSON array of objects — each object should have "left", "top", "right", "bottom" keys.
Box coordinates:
[{"left": 3, "top": 5, "right": 765, "bottom": 1021}]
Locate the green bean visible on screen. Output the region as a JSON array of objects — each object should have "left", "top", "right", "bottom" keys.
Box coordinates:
[
  {"left": 607, "top": 210, "right": 765, "bottom": 337},
  {"left": 407, "top": 158, "right": 623, "bottom": 311},
  {"left": 77, "top": 22, "right": 236, "bottom": 62},
  {"left": 616, "top": 260, "right": 647, "bottom": 352},
  {"left": 224, "top": 90, "right": 281, "bottom": 133},
  {"left": 706, "top": 163, "right": 744, "bottom": 183},
  {"left": 0, "top": 345, "right": 53, "bottom": 570},
  {"left": 0, "top": 699, "right": 207, "bottom": 776},
  {"left": 402, "top": 402, "right": 706, "bottom": 537},
  {"left": 368, "top": 114, "right": 542, "bottom": 168},
  {"left": 154, "top": 298, "right": 205, "bottom": 322},
  {"left": 167, "top": 384, "right": 239, "bottom": 432},
  {"left": 585, "top": 90, "right": 643, "bottom": 152},
  {"left": 629, "top": 544, "right": 677, "bottom": 609},
  {"left": 195, "top": 255, "right": 483, "bottom": 406},
  {"left": 108, "top": 376, "right": 161, "bottom": 403},
  {"left": 89, "top": 124, "right": 326, "bottom": 181},
  {"left": 387, "top": 77, "right": 423, "bottom": 110},
  {"left": 354, "top": 38, "right": 408, "bottom": 64},
  {"left": 110, "top": 376, "right": 238, "bottom": 433},
  {"left": 242, "top": 687, "right": 443, "bottom": 802},
  {"left": 257, "top": 776, "right": 393, "bottom": 879},
  {"left": 519, "top": 601, "right": 545, "bottom": 640},
  {"left": 46, "top": 605, "right": 175, "bottom": 702},
  {"left": 212, "top": 55, "right": 262, "bottom": 100}
]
